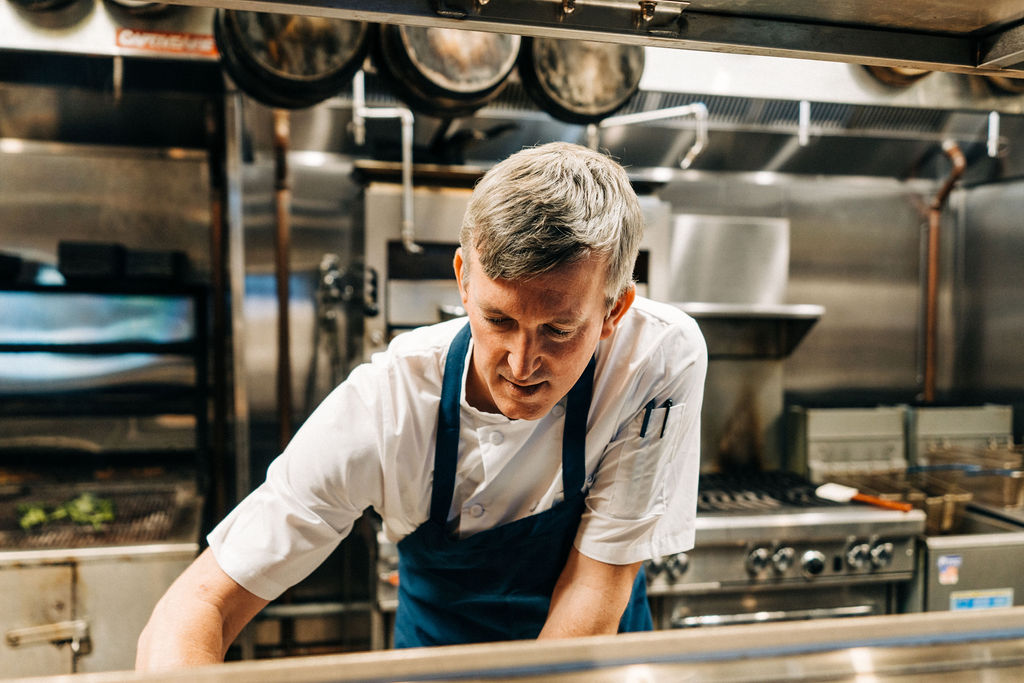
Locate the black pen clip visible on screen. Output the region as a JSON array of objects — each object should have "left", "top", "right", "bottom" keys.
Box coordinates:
[
  {"left": 659, "top": 399, "right": 673, "bottom": 438},
  {"left": 639, "top": 399, "right": 656, "bottom": 438}
]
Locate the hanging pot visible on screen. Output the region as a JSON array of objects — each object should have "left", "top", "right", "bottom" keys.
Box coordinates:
[
  {"left": 984, "top": 74, "right": 1024, "bottom": 95},
  {"left": 373, "top": 24, "right": 520, "bottom": 119},
  {"left": 104, "top": 0, "right": 172, "bottom": 16},
  {"left": 9, "top": 0, "right": 80, "bottom": 11},
  {"left": 214, "top": 9, "right": 372, "bottom": 110},
  {"left": 517, "top": 37, "right": 644, "bottom": 125},
  {"left": 863, "top": 65, "right": 931, "bottom": 87}
]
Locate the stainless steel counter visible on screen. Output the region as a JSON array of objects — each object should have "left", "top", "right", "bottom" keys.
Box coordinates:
[{"left": 14, "top": 607, "right": 1024, "bottom": 683}]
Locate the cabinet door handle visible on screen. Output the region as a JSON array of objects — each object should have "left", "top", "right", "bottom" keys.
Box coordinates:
[{"left": 6, "top": 619, "right": 90, "bottom": 654}]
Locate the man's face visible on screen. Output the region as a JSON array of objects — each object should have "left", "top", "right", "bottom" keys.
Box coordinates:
[{"left": 454, "top": 247, "right": 634, "bottom": 420}]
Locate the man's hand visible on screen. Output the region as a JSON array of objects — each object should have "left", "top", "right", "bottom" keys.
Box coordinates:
[
  {"left": 538, "top": 547, "right": 642, "bottom": 639},
  {"left": 136, "top": 548, "right": 269, "bottom": 670}
]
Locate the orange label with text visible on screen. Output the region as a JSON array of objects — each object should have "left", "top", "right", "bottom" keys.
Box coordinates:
[{"left": 115, "top": 28, "right": 218, "bottom": 57}]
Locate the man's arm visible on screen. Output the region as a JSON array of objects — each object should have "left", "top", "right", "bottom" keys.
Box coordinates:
[
  {"left": 136, "top": 548, "right": 270, "bottom": 670},
  {"left": 538, "top": 547, "right": 641, "bottom": 639}
]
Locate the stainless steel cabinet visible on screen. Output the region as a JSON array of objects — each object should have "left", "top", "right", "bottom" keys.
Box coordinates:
[
  {"left": 0, "top": 563, "right": 76, "bottom": 676},
  {"left": 903, "top": 512, "right": 1024, "bottom": 613},
  {"left": 0, "top": 546, "right": 195, "bottom": 676}
]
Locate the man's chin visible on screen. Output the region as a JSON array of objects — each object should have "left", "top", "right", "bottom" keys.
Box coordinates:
[{"left": 495, "top": 396, "right": 554, "bottom": 421}]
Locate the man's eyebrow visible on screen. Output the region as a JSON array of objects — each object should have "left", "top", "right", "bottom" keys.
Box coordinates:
[
  {"left": 479, "top": 304, "right": 506, "bottom": 317},
  {"left": 477, "top": 302, "right": 583, "bottom": 325}
]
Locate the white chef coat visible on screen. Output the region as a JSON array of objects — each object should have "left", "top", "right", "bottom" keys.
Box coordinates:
[{"left": 208, "top": 295, "right": 706, "bottom": 601}]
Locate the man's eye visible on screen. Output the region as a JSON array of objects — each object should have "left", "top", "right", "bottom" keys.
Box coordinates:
[
  {"left": 485, "top": 317, "right": 508, "bottom": 325},
  {"left": 546, "top": 325, "right": 572, "bottom": 338}
]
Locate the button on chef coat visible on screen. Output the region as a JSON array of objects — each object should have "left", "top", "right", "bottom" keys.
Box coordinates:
[{"left": 208, "top": 296, "right": 707, "bottom": 602}]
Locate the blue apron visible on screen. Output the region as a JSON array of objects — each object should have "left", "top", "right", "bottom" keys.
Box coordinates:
[{"left": 394, "top": 322, "right": 651, "bottom": 647}]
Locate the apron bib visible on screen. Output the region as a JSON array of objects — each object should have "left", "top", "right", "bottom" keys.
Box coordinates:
[{"left": 394, "top": 322, "right": 651, "bottom": 647}]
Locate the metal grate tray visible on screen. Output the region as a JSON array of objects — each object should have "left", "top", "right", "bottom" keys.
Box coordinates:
[{"left": 0, "top": 481, "right": 202, "bottom": 550}]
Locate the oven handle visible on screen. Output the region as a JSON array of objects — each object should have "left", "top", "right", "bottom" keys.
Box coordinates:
[
  {"left": 672, "top": 604, "right": 875, "bottom": 628},
  {"left": 6, "top": 619, "right": 91, "bottom": 654}
]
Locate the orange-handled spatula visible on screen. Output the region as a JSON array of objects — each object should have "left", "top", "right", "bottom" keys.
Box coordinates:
[{"left": 816, "top": 482, "right": 914, "bottom": 512}]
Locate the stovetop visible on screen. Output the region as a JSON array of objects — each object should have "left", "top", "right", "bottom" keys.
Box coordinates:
[
  {"left": 645, "top": 471, "right": 926, "bottom": 592},
  {"left": 697, "top": 470, "right": 843, "bottom": 513},
  {"left": 693, "top": 470, "right": 927, "bottom": 542}
]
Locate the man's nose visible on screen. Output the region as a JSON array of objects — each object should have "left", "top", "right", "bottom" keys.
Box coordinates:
[{"left": 506, "top": 332, "right": 541, "bottom": 380}]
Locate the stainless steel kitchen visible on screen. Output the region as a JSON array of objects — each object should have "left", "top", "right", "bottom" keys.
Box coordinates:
[{"left": 3, "top": 1, "right": 1024, "bottom": 681}]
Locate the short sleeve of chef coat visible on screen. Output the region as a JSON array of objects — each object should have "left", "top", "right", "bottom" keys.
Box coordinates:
[
  {"left": 574, "top": 298, "right": 707, "bottom": 566},
  {"left": 206, "top": 320, "right": 460, "bottom": 601}
]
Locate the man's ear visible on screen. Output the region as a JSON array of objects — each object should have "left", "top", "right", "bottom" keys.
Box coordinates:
[
  {"left": 600, "top": 285, "right": 636, "bottom": 339},
  {"left": 454, "top": 248, "right": 469, "bottom": 305}
]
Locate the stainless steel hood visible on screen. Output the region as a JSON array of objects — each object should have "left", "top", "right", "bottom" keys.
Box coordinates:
[{"left": 154, "top": 0, "right": 1024, "bottom": 78}]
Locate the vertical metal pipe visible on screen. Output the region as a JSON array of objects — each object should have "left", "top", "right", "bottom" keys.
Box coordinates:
[
  {"left": 223, "top": 93, "right": 251, "bottom": 507},
  {"left": 988, "top": 111, "right": 1001, "bottom": 158},
  {"left": 273, "top": 109, "right": 293, "bottom": 449},
  {"left": 207, "top": 99, "right": 228, "bottom": 520},
  {"left": 923, "top": 140, "right": 965, "bottom": 403},
  {"left": 351, "top": 70, "right": 421, "bottom": 253}
]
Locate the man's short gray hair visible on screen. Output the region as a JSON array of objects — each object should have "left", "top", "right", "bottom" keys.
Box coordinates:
[{"left": 460, "top": 142, "right": 643, "bottom": 307}]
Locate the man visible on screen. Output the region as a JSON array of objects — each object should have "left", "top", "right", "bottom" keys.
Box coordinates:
[{"left": 136, "top": 142, "right": 706, "bottom": 668}]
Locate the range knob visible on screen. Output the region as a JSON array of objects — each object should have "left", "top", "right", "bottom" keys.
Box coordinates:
[
  {"left": 870, "top": 542, "right": 895, "bottom": 569},
  {"left": 746, "top": 547, "right": 772, "bottom": 577},
  {"left": 664, "top": 553, "right": 690, "bottom": 580},
  {"left": 801, "top": 550, "right": 827, "bottom": 577},
  {"left": 772, "top": 546, "right": 796, "bottom": 573},
  {"left": 846, "top": 543, "right": 872, "bottom": 570}
]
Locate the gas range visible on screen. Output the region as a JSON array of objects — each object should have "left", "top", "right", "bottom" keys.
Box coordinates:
[{"left": 647, "top": 471, "right": 926, "bottom": 596}]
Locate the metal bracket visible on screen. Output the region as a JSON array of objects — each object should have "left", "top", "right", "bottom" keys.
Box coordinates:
[
  {"left": 432, "top": 0, "right": 469, "bottom": 19},
  {"left": 431, "top": 0, "right": 688, "bottom": 34}
]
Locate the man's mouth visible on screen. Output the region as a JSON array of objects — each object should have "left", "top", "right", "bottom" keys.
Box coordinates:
[{"left": 502, "top": 377, "right": 545, "bottom": 397}]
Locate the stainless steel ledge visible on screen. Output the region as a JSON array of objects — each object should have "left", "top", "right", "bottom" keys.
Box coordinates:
[
  {"left": 157, "top": 0, "right": 1024, "bottom": 78},
  {"left": 23, "top": 607, "right": 1024, "bottom": 682}
]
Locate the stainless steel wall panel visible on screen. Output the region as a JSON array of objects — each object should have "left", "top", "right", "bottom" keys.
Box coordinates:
[
  {"left": 234, "top": 152, "right": 364, "bottom": 430},
  {"left": 958, "top": 179, "right": 1024, "bottom": 397},
  {"left": 659, "top": 174, "right": 942, "bottom": 398},
  {"left": 667, "top": 214, "right": 790, "bottom": 305}
]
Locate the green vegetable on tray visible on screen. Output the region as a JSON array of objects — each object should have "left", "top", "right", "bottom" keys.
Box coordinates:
[
  {"left": 17, "top": 504, "right": 49, "bottom": 531},
  {"left": 17, "top": 493, "right": 116, "bottom": 532}
]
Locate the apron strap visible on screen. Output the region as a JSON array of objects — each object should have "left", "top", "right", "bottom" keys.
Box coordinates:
[
  {"left": 430, "top": 322, "right": 472, "bottom": 526},
  {"left": 561, "top": 355, "right": 595, "bottom": 496}
]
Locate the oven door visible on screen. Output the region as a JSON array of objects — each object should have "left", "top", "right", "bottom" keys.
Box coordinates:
[{"left": 651, "top": 583, "right": 895, "bottom": 629}]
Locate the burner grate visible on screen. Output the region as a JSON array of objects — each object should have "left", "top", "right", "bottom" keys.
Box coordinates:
[{"left": 698, "top": 471, "right": 841, "bottom": 513}]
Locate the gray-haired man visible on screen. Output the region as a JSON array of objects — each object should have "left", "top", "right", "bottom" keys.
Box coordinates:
[{"left": 137, "top": 142, "right": 706, "bottom": 667}]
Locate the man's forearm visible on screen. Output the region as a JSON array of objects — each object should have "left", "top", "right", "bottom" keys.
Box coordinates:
[
  {"left": 136, "top": 548, "right": 269, "bottom": 671},
  {"left": 136, "top": 594, "right": 228, "bottom": 670},
  {"left": 538, "top": 549, "right": 640, "bottom": 639}
]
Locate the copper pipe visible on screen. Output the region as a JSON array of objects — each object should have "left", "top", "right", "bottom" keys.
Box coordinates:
[
  {"left": 923, "top": 140, "right": 966, "bottom": 403},
  {"left": 273, "top": 109, "right": 293, "bottom": 449}
]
